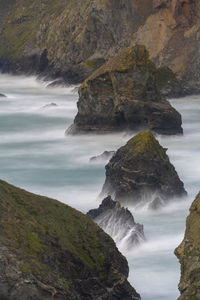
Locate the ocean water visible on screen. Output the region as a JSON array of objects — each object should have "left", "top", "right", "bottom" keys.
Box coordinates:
[{"left": 0, "top": 73, "right": 199, "bottom": 299}]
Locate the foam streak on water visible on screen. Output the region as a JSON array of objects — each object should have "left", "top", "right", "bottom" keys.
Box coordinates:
[{"left": 0, "top": 73, "right": 200, "bottom": 299}]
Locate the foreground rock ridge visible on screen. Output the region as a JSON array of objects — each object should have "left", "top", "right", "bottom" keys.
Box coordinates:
[
  {"left": 175, "top": 192, "right": 200, "bottom": 300},
  {"left": 87, "top": 196, "right": 145, "bottom": 249},
  {"left": 0, "top": 179, "right": 140, "bottom": 300},
  {"left": 0, "top": 0, "right": 200, "bottom": 94},
  {"left": 101, "top": 130, "right": 187, "bottom": 208},
  {"left": 70, "top": 45, "right": 183, "bottom": 135}
]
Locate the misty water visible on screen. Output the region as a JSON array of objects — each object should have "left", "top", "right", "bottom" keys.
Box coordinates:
[{"left": 0, "top": 73, "right": 199, "bottom": 300}]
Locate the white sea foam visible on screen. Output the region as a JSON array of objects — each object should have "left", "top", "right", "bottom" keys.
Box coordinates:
[{"left": 0, "top": 74, "right": 200, "bottom": 299}]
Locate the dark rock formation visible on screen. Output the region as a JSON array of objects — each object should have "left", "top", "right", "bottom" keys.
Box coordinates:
[
  {"left": 101, "top": 130, "right": 187, "bottom": 208},
  {"left": 0, "top": 179, "right": 140, "bottom": 300},
  {"left": 41, "top": 103, "right": 58, "bottom": 109},
  {"left": 69, "top": 45, "right": 183, "bottom": 135},
  {"left": 90, "top": 151, "right": 116, "bottom": 163},
  {"left": 175, "top": 192, "right": 200, "bottom": 300},
  {"left": 87, "top": 196, "right": 145, "bottom": 249},
  {"left": 0, "top": 93, "right": 6, "bottom": 97}
]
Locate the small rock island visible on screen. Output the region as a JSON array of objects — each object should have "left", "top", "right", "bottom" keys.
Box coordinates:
[
  {"left": 87, "top": 196, "right": 145, "bottom": 249},
  {"left": 69, "top": 45, "right": 183, "bottom": 135},
  {"left": 101, "top": 130, "right": 187, "bottom": 208}
]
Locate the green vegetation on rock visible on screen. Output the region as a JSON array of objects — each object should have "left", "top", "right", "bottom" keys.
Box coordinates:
[{"left": 0, "top": 179, "right": 140, "bottom": 299}]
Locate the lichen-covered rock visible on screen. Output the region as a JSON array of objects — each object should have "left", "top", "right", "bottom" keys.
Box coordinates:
[
  {"left": 101, "top": 130, "right": 187, "bottom": 207},
  {"left": 175, "top": 192, "right": 200, "bottom": 300},
  {"left": 69, "top": 45, "right": 183, "bottom": 135},
  {"left": 87, "top": 196, "right": 145, "bottom": 249},
  {"left": 0, "top": 179, "right": 140, "bottom": 300}
]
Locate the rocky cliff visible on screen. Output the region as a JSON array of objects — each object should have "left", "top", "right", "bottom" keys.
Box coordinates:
[
  {"left": 0, "top": 179, "right": 140, "bottom": 300},
  {"left": 101, "top": 130, "right": 187, "bottom": 208},
  {"left": 87, "top": 196, "right": 145, "bottom": 249},
  {"left": 69, "top": 45, "right": 183, "bottom": 135},
  {"left": 0, "top": 0, "right": 199, "bottom": 93},
  {"left": 175, "top": 192, "right": 200, "bottom": 300}
]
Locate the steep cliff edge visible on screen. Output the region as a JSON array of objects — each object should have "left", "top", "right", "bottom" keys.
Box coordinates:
[
  {"left": 69, "top": 45, "right": 183, "bottom": 135},
  {"left": 0, "top": 179, "right": 140, "bottom": 300},
  {"left": 175, "top": 192, "right": 200, "bottom": 300},
  {"left": 0, "top": 0, "right": 199, "bottom": 93},
  {"left": 101, "top": 130, "right": 187, "bottom": 208}
]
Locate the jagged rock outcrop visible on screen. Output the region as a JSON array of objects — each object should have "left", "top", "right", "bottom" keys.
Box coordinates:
[
  {"left": 90, "top": 151, "right": 116, "bottom": 163},
  {"left": 101, "top": 130, "right": 187, "bottom": 208},
  {"left": 87, "top": 196, "right": 145, "bottom": 249},
  {"left": 0, "top": 179, "right": 140, "bottom": 300},
  {"left": 69, "top": 45, "right": 183, "bottom": 135},
  {"left": 175, "top": 192, "right": 200, "bottom": 300},
  {"left": 0, "top": 0, "right": 199, "bottom": 93}
]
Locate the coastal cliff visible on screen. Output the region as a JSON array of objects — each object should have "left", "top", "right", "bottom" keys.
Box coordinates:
[
  {"left": 0, "top": 0, "right": 199, "bottom": 93},
  {"left": 175, "top": 192, "right": 200, "bottom": 300}
]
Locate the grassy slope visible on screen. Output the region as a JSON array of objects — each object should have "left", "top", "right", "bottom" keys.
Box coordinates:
[{"left": 0, "top": 179, "right": 121, "bottom": 283}]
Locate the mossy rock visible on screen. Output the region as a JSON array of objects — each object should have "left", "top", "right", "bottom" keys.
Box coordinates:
[{"left": 101, "top": 130, "right": 186, "bottom": 206}]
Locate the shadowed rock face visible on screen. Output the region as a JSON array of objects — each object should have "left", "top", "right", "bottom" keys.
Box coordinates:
[
  {"left": 101, "top": 130, "right": 187, "bottom": 208},
  {"left": 0, "top": 179, "right": 140, "bottom": 300},
  {"left": 175, "top": 192, "right": 200, "bottom": 300},
  {"left": 87, "top": 196, "right": 145, "bottom": 249},
  {"left": 69, "top": 45, "right": 183, "bottom": 135}
]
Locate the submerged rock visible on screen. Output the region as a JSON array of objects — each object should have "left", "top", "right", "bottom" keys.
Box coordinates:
[
  {"left": 101, "top": 130, "right": 187, "bottom": 208},
  {"left": 70, "top": 45, "right": 183, "bottom": 135},
  {"left": 90, "top": 151, "right": 115, "bottom": 163},
  {"left": 0, "top": 93, "right": 6, "bottom": 97},
  {"left": 41, "top": 102, "right": 58, "bottom": 109},
  {"left": 87, "top": 196, "right": 145, "bottom": 249},
  {"left": 0, "top": 179, "right": 140, "bottom": 300},
  {"left": 175, "top": 192, "right": 200, "bottom": 300}
]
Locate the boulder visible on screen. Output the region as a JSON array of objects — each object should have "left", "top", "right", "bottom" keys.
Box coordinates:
[
  {"left": 90, "top": 151, "right": 115, "bottom": 163},
  {"left": 70, "top": 45, "right": 183, "bottom": 135},
  {"left": 175, "top": 192, "right": 200, "bottom": 300},
  {"left": 0, "top": 179, "right": 140, "bottom": 300},
  {"left": 87, "top": 196, "right": 145, "bottom": 250},
  {"left": 101, "top": 130, "right": 187, "bottom": 208}
]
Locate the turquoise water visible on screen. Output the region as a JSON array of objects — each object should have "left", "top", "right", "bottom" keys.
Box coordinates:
[{"left": 1, "top": 73, "right": 200, "bottom": 299}]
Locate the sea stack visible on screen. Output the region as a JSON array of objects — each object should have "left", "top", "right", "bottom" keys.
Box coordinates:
[
  {"left": 175, "top": 192, "right": 200, "bottom": 300},
  {"left": 69, "top": 45, "right": 183, "bottom": 135},
  {"left": 101, "top": 130, "right": 187, "bottom": 208},
  {"left": 87, "top": 196, "right": 145, "bottom": 249},
  {"left": 0, "top": 179, "right": 140, "bottom": 300}
]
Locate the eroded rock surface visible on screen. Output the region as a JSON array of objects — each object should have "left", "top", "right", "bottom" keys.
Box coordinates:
[
  {"left": 70, "top": 45, "right": 183, "bottom": 135},
  {"left": 101, "top": 130, "right": 187, "bottom": 208},
  {"left": 0, "top": 179, "right": 140, "bottom": 300},
  {"left": 175, "top": 192, "right": 200, "bottom": 300},
  {"left": 87, "top": 196, "right": 145, "bottom": 249}
]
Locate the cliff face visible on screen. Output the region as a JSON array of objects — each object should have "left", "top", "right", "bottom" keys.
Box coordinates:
[
  {"left": 0, "top": 0, "right": 199, "bottom": 92},
  {"left": 175, "top": 192, "right": 200, "bottom": 300},
  {"left": 0, "top": 0, "right": 152, "bottom": 82},
  {"left": 69, "top": 45, "right": 183, "bottom": 135},
  {"left": 0, "top": 179, "right": 140, "bottom": 300},
  {"left": 101, "top": 130, "right": 187, "bottom": 208}
]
